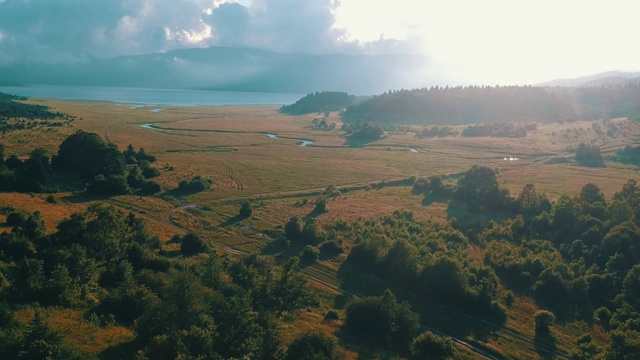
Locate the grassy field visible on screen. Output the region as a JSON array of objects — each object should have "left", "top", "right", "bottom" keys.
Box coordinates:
[{"left": 2, "top": 98, "right": 640, "bottom": 358}]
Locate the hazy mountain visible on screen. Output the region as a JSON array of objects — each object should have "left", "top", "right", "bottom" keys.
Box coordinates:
[
  {"left": 538, "top": 71, "right": 640, "bottom": 87},
  {"left": 0, "top": 46, "right": 429, "bottom": 95}
]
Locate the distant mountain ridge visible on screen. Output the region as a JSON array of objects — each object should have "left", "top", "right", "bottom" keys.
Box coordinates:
[
  {"left": 0, "top": 46, "right": 429, "bottom": 95},
  {"left": 538, "top": 71, "right": 640, "bottom": 87}
]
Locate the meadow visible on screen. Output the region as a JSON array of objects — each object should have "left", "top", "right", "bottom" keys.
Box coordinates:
[{"left": 2, "top": 98, "right": 640, "bottom": 359}]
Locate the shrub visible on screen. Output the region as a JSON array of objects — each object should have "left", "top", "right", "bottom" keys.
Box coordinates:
[
  {"left": 285, "top": 332, "right": 343, "bottom": 360},
  {"left": 410, "top": 331, "right": 454, "bottom": 360},
  {"left": 178, "top": 176, "right": 212, "bottom": 193},
  {"left": 595, "top": 307, "right": 611, "bottom": 327},
  {"left": 88, "top": 174, "right": 130, "bottom": 195},
  {"left": 180, "top": 234, "right": 207, "bottom": 256},
  {"left": 140, "top": 181, "right": 161, "bottom": 195},
  {"left": 343, "top": 290, "right": 419, "bottom": 349},
  {"left": 285, "top": 216, "right": 303, "bottom": 240},
  {"left": 142, "top": 166, "right": 160, "bottom": 179},
  {"left": 301, "top": 246, "right": 319, "bottom": 264},
  {"left": 127, "top": 167, "right": 145, "bottom": 188},
  {"left": 575, "top": 143, "right": 605, "bottom": 168},
  {"left": 314, "top": 198, "right": 328, "bottom": 213},
  {"left": 319, "top": 241, "right": 343, "bottom": 256},
  {"left": 239, "top": 201, "right": 253, "bottom": 218},
  {"left": 534, "top": 310, "right": 556, "bottom": 333},
  {"left": 6, "top": 212, "right": 25, "bottom": 226},
  {"left": 324, "top": 310, "right": 339, "bottom": 322}
]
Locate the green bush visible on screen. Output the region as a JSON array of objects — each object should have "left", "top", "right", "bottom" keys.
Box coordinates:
[
  {"left": 178, "top": 176, "right": 212, "bottom": 193},
  {"left": 534, "top": 310, "right": 556, "bottom": 333},
  {"left": 301, "top": 246, "right": 319, "bottom": 264},
  {"left": 285, "top": 332, "right": 343, "bottom": 360},
  {"left": 180, "top": 234, "right": 207, "bottom": 256},
  {"left": 410, "top": 331, "right": 454, "bottom": 360}
]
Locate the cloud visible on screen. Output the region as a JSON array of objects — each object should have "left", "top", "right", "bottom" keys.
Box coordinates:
[
  {"left": 0, "top": 0, "right": 407, "bottom": 65},
  {"left": 0, "top": 0, "right": 221, "bottom": 63}
]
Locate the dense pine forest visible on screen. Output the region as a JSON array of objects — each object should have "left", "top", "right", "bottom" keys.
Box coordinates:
[
  {"left": 279, "top": 91, "right": 361, "bottom": 114},
  {"left": 341, "top": 84, "right": 640, "bottom": 125}
]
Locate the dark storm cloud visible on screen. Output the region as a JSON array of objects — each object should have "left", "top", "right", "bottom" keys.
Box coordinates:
[{"left": 0, "top": 0, "right": 405, "bottom": 65}]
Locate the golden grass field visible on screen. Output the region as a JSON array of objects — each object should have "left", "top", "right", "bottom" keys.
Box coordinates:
[{"left": 2, "top": 98, "right": 640, "bottom": 358}]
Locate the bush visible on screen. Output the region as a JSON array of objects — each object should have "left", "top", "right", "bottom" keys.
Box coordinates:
[
  {"left": 314, "top": 198, "right": 328, "bottom": 213},
  {"left": 239, "top": 201, "right": 253, "bottom": 218},
  {"left": 575, "top": 143, "right": 605, "bottom": 168},
  {"left": 285, "top": 216, "right": 303, "bottom": 240},
  {"left": 127, "top": 167, "right": 145, "bottom": 189},
  {"left": 300, "top": 218, "right": 323, "bottom": 245},
  {"left": 319, "top": 241, "right": 343, "bottom": 256},
  {"left": 410, "top": 331, "right": 454, "bottom": 360},
  {"left": 534, "top": 310, "right": 556, "bottom": 333},
  {"left": 142, "top": 166, "right": 160, "bottom": 179},
  {"left": 140, "top": 181, "right": 161, "bottom": 195},
  {"left": 301, "top": 246, "right": 319, "bottom": 264},
  {"left": 595, "top": 307, "right": 611, "bottom": 327},
  {"left": 343, "top": 290, "right": 420, "bottom": 349},
  {"left": 178, "top": 176, "right": 212, "bottom": 193},
  {"left": 324, "top": 310, "right": 339, "bottom": 322},
  {"left": 180, "top": 234, "right": 207, "bottom": 256},
  {"left": 285, "top": 332, "right": 343, "bottom": 360},
  {"left": 88, "top": 174, "right": 130, "bottom": 195},
  {"left": 6, "top": 212, "right": 25, "bottom": 226}
]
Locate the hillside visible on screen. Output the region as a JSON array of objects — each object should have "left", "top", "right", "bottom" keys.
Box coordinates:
[
  {"left": 0, "top": 46, "right": 428, "bottom": 95},
  {"left": 279, "top": 91, "right": 361, "bottom": 114},
  {"left": 538, "top": 71, "right": 640, "bottom": 87}
]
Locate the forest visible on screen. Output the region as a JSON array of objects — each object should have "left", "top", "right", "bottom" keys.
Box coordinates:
[
  {"left": 0, "top": 92, "right": 71, "bottom": 132},
  {"left": 341, "top": 84, "right": 640, "bottom": 125},
  {"left": 330, "top": 167, "right": 640, "bottom": 358},
  {"left": 279, "top": 91, "right": 360, "bottom": 114},
  {"left": 3, "top": 164, "right": 640, "bottom": 358},
  {"left": 0, "top": 204, "right": 319, "bottom": 359}
]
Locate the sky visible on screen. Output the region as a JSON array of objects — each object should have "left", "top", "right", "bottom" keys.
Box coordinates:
[{"left": 0, "top": 0, "right": 637, "bottom": 85}]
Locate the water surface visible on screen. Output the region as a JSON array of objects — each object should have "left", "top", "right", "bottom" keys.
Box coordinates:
[{"left": 0, "top": 84, "right": 303, "bottom": 106}]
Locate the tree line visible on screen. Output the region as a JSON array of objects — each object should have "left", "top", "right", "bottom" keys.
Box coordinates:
[
  {"left": 0, "top": 130, "right": 213, "bottom": 196},
  {"left": 0, "top": 92, "right": 72, "bottom": 132},
  {"left": 279, "top": 91, "right": 360, "bottom": 114},
  {"left": 342, "top": 84, "right": 640, "bottom": 125}
]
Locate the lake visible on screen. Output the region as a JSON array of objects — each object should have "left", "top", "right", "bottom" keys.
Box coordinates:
[{"left": 0, "top": 84, "right": 303, "bottom": 106}]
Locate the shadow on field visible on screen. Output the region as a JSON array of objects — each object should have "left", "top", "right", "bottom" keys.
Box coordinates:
[
  {"left": 303, "top": 207, "right": 326, "bottom": 220},
  {"left": 344, "top": 138, "right": 376, "bottom": 147},
  {"left": 99, "top": 339, "right": 139, "bottom": 360},
  {"left": 336, "top": 262, "right": 498, "bottom": 345},
  {"left": 421, "top": 192, "right": 449, "bottom": 206},
  {"left": 60, "top": 192, "right": 102, "bottom": 204},
  {"left": 534, "top": 331, "right": 558, "bottom": 359},
  {"left": 218, "top": 214, "right": 246, "bottom": 228}
]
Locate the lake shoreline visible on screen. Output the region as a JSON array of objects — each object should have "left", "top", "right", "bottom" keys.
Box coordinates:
[{"left": 0, "top": 84, "right": 303, "bottom": 107}]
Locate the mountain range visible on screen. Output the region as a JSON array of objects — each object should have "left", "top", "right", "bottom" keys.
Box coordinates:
[
  {"left": 537, "top": 71, "right": 640, "bottom": 87},
  {"left": 1, "top": 46, "right": 637, "bottom": 95},
  {"left": 0, "top": 46, "right": 430, "bottom": 95}
]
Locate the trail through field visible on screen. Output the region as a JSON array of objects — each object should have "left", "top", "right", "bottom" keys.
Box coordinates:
[{"left": 221, "top": 163, "right": 244, "bottom": 191}]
